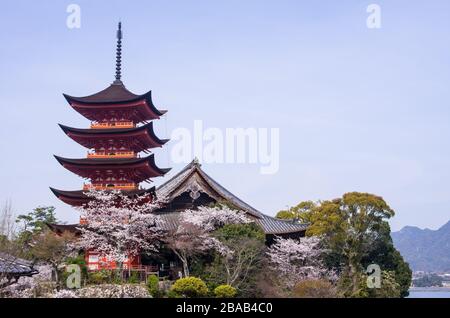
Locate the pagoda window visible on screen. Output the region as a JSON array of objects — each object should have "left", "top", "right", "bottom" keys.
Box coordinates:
[{"left": 88, "top": 254, "right": 99, "bottom": 263}]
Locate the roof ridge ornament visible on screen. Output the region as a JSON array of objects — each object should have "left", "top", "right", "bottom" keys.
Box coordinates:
[
  {"left": 192, "top": 157, "right": 201, "bottom": 166},
  {"left": 113, "top": 22, "right": 123, "bottom": 85}
]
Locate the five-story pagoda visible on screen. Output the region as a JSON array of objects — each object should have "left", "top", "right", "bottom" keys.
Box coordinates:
[{"left": 51, "top": 22, "right": 170, "bottom": 207}]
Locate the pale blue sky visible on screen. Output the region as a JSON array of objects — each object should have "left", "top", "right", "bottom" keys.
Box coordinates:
[{"left": 1, "top": 1, "right": 449, "bottom": 231}]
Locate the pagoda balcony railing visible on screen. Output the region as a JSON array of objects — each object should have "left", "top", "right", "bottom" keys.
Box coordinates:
[
  {"left": 91, "top": 121, "right": 134, "bottom": 129},
  {"left": 87, "top": 151, "right": 136, "bottom": 158},
  {"left": 83, "top": 183, "right": 138, "bottom": 191}
]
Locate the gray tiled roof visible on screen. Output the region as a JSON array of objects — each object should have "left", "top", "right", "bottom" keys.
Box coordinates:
[
  {"left": 156, "top": 211, "right": 308, "bottom": 235},
  {"left": 157, "top": 160, "right": 308, "bottom": 235},
  {"left": 0, "top": 253, "right": 38, "bottom": 276}
]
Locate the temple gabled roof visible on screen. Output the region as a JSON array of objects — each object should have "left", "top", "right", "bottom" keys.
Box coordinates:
[
  {"left": 59, "top": 122, "right": 169, "bottom": 151},
  {"left": 157, "top": 159, "right": 261, "bottom": 217},
  {"left": 156, "top": 159, "right": 308, "bottom": 235}
]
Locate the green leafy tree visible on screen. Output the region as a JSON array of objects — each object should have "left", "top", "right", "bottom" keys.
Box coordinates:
[
  {"left": 276, "top": 201, "right": 316, "bottom": 220},
  {"left": 362, "top": 222, "right": 412, "bottom": 297},
  {"left": 30, "top": 231, "right": 75, "bottom": 286},
  {"left": 304, "top": 192, "right": 410, "bottom": 297},
  {"left": 201, "top": 223, "right": 265, "bottom": 296},
  {"left": 15, "top": 206, "right": 57, "bottom": 246},
  {"left": 365, "top": 271, "right": 401, "bottom": 298}
]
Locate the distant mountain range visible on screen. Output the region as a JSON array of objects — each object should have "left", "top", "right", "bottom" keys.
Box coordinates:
[{"left": 392, "top": 221, "right": 450, "bottom": 273}]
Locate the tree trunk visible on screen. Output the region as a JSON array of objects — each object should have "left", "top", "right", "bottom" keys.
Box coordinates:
[
  {"left": 349, "top": 262, "right": 360, "bottom": 296},
  {"left": 183, "top": 261, "right": 190, "bottom": 277},
  {"left": 53, "top": 264, "right": 59, "bottom": 290}
]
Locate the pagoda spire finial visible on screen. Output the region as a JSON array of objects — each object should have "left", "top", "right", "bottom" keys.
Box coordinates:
[{"left": 113, "top": 22, "right": 123, "bottom": 85}]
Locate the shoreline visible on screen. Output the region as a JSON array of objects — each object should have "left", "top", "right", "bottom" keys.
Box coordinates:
[{"left": 409, "top": 287, "right": 450, "bottom": 292}]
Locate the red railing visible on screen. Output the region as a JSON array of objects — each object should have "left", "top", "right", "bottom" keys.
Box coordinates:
[
  {"left": 91, "top": 121, "right": 134, "bottom": 129},
  {"left": 87, "top": 151, "right": 136, "bottom": 158},
  {"left": 83, "top": 183, "right": 137, "bottom": 191}
]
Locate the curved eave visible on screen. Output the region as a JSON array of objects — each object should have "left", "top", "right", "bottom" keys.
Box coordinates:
[
  {"left": 53, "top": 154, "right": 171, "bottom": 179},
  {"left": 58, "top": 122, "right": 169, "bottom": 149},
  {"left": 50, "top": 187, "right": 156, "bottom": 199},
  {"left": 63, "top": 90, "right": 166, "bottom": 118},
  {"left": 46, "top": 223, "right": 82, "bottom": 235},
  {"left": 62, "top": 83, "right": 140, "bottom": 105},
  {"left": 50, "top": 187, "right": 156, "bottom": 206},
  {"left": 50, "top": 187, "right": 90, "bottom": 206},
  {"left": 141, "top": 91, "right": 167, "bottom": 117},
  {"left": 257, "top": 216, "right": 309, "bottom": 235},
  {"left": 54, "top": 154, "right": 149, "bottom": 166}
]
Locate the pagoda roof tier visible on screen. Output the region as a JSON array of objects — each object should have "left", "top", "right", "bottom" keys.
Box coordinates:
[
  {"left": 49, "top": 187, "right": 155, "bottom": 207},
  {"left": 63, "top": 83, "right": 167, "bottom": 123},
  {"left": 46, "top": 223, "right": 81, "bottom": 235},
  {"left": 54, "top": 155, "right": 171, "bottom": 183},
  {"left": 59, "top": 122, "right": 169, "bottom": 152}
]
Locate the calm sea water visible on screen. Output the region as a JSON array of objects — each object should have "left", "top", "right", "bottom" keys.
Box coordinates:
[{"left": 408, "top": 289, "right": 450, "bottom": 298}]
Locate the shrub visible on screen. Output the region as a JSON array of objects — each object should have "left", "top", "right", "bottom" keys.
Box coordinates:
[
  {"left": 61, "top": 256, "right": 89, "bottom": 287},
  {"left": 214, "top": 285, "right": 237, "bottom": 298},
  {"left": 167, "top": 289, "right": 181, "bottom": 298},
  {"left": 170, "top": 277, "right": 209, "bottom": 298},
  {"left": 147, "top": 275, "right": 164, "bottom": 298},
  {"left": 128, "top": 271, "right": 140, "bottom": 284},
  {"left": 293, "top": 279, "right": 340, "bottom": 298},
  {"left": 364, "top": 271, "right": 401, "bottom": 298},
  {"left": 88, "top": 270, "right": 110, "bottom": 285}
]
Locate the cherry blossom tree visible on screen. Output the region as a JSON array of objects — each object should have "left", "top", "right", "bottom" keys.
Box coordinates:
[
  {"left": 165, "top": 206, "right": 250, "bottom": 277},
  {"left": 180, "top": 206, "right": 251, "bottom": 231},
  {"left": 266, "top": 236, "right": 335, "bottom": 289},
  {"left": 76, "top": 190, "right": 165, "bottom": 266}
]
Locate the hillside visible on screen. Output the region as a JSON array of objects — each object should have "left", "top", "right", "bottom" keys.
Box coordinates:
[{"left": 392, "top": 221, "right": 450, "bottom": 272}]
